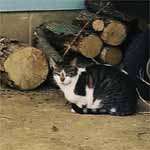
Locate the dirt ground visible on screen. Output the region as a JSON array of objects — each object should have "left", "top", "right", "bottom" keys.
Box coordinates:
[{"left": 0, "top": 88, "right": 150, "bottom": 150}]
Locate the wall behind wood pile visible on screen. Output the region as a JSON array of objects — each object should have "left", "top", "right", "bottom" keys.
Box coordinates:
[
  {"left": 0, "top": 0, "right": 84, "bottom": 43},
  {"left": 0, "top": 11, "right": 80, "bottom": 44}
]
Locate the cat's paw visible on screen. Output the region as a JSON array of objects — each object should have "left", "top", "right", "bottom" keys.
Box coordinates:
[
  {"left": 109, "top": 108, "right": 132, "bottom": 116},
  {"left": 71, "top": 108, "right": 75, "bottom": 113}
]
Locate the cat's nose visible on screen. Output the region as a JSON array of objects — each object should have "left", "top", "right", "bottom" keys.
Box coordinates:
[
  {"left": 60, "top": 76, "right": 65, "bottom": 82},
  {"left": 60, "top": 73, "right": 65, "bottom": 82}
]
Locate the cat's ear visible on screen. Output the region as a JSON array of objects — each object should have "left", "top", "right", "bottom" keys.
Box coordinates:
[
  {"left": 70, "top": 58, "right": 77, "bottom": 67},
  {"left": 50, "top": 58, "right": 58, "bottom": 70}
]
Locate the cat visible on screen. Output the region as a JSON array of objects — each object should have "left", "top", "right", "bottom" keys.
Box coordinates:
[{"left": 50, "top": 58, "right": 137, "bottom": 116}]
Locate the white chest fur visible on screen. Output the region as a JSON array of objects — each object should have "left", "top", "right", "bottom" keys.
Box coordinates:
[{"left": 54, "top": 69, "right": 102, "bottom": 109}]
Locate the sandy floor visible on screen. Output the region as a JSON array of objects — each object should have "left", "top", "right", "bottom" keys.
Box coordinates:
[{"left": 0, "top": 88, "right": 150, "bottom": 150}]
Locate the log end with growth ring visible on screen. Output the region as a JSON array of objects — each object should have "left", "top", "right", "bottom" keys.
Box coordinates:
[
  {"left": 78, "top": 34, "right": 103, "bottom": 58},
  {"left": 4, "top": 47, "right": 49, "bottom": 90},
  {"left": 101, "top": 21, "right": 127, "bottom": 46}
]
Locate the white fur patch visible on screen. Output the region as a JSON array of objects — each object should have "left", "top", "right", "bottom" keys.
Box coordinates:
[
  {"left": 83, "top": 108, "right": 88, "bottom": 114},
  {"left": 54, "top": 70, "right": 71, "bottom": 85},
  {"left": 92, "top": 109, "right": 97, "bottom": 113},
  {"left": 103, "top": 64, "right": 112, "bottom": 67},
  {"left": 99, "top": 109, "right": 107, "bottom": 113},
  {"left": 55, "top": 68, "right": 87, "bottom": 107},
  {"left": 78, "top": 68, "right": 86, "bottom": 73},
  {"left": 110, "top": 108, "right": 116, "bottom": 113},
  {"left": 121, "top": 69, "right": 128, "bottom": 75},
  {"left": 54, "top": 67, "right": 103, "bottom": 110},
  {"left": 71, "top": 109, "right": 75, "bottom": 113}
]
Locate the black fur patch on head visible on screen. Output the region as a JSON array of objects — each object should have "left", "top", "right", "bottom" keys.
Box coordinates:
[{"left": 64, "top": 65, "right": 78, "bottom": 77}]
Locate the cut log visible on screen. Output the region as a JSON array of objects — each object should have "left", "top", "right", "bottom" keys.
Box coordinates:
[
  {"left": 100, "top": 20, "right": 127, "bottom": 46},
  {"left": 0, "top": 38, "right": 49, "bottom": 90},
  {"left": 78, "top": 34, "right": 103, "bottom": 58},
  {"left": 100, "top": 46, "right": 122, "bottom": 65},
  {"left": 92, "top": 19, "right": 104, "bottom": 31}
]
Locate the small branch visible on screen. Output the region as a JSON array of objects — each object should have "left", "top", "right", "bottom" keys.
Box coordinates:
[
  {"left": 91, "top": 58, "right": 101, "bottom": 65},
  {"left": 0, "top": 116, "right": 13, "bottom": 121},
  {"left": 63, "top": 2, "right": 111, "bottom": 56},
  {"left": 0, "top": 37, "right": 6, "bottom": 43}
]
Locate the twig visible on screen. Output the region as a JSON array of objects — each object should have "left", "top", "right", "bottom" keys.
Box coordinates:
[
  {"left": 0, "top": 116, "right": 13, "bottom": 121},
  {"left": 91, "top": 58, "right": 101, "bottom": 65},
  {"left": 63, "top": 2, "right": 111, "bottom": 56},
  {"left": 0, "top": 37, "right": 6, "bottom": 43}
]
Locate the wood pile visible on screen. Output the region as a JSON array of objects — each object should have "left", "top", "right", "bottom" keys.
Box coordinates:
[
  {"left": 0, "top": 0, "right": 147, "bottom": 91},
  {"left": 33, "top": 1, "right": 131, "bottom": 66}
]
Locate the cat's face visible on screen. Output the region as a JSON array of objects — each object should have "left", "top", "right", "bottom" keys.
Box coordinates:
[{"left": 50, "top": 59, "right": 78, "bottom": 85}]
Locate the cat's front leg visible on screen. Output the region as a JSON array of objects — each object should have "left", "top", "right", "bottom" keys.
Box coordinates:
[
  {"left": 70, "top": 102, "right": 83, "bottom": 113},
  {"left": 71, "top": 103, "right": 85, "bottom": 114}
]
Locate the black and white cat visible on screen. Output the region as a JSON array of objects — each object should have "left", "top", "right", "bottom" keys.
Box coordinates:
[{"left": 50, "top": 58, "right": 137, "bottom": 116}]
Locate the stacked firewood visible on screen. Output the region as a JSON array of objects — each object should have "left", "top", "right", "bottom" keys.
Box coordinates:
[
  {"left": 0, "top": 0, "right": 147, "bottom": 91},
  {"left": 33, "top": 1, "right": 135, "bottom": 66}
]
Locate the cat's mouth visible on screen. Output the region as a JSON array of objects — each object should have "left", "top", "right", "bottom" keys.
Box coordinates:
[{"left": 60, "top": 81, "right": 71, "bottom": 85}]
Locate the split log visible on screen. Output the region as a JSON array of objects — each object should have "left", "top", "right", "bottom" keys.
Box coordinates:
[
  {"left": 77, "top": 34, "right": 103, "bottom": 58},
  {"left": 99, "top": 46, "right": 122, "bottom": 65},
  {"left": 0, "top": 38, "right": 49, "bottom": 90},
  {"left": 40, "top": 23, "right": 80, "bottom": 52},
  {"left": 100, "top": 20, "right": 127, "bottom": 46},
  {"left": 33, "top": 27, "right": 63, "bottom": 66}
]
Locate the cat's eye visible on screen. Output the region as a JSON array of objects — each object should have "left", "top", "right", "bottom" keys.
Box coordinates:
[
  {"left": 67, "top": 72, "right": 75, "bottom": 76},
  {"left": 54, "top": 72, "right": 60, "bottom": 76}
]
